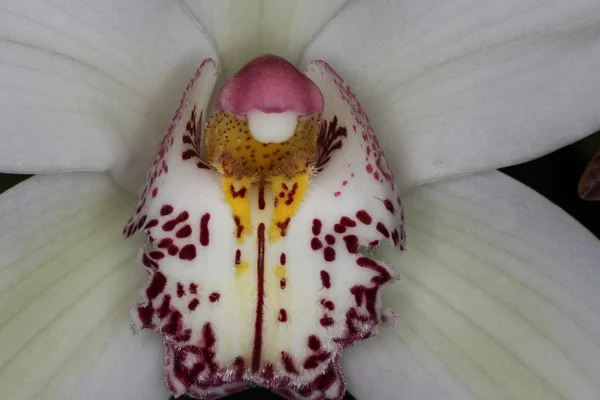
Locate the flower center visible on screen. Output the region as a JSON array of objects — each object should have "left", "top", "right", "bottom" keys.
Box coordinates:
[
  {"left": 204, "top": 111, "right": 319, "bottom": 178},
  {"left": 204, "top": 55, "right": 324, "bottom": 243}
]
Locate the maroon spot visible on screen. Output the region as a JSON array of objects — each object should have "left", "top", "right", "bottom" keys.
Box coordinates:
[
  {"left": 311, "top": 237, "right": 323, "bottom": 250},
  {"left": 333, "top": 224, "right": 346, "bottom": 233},
  {"left": 280, "top": 278, "right": 287, "bottom": 289},
  {"left": 303, "top": 352, "right": 331, "bottom": 370},
  {"left": 182, "top": 149, "right": 197, "bottom": 160},
  {"left": 163, "top": 211, "right": 189, "bottom": 231},
  {"left": 149, "top": 251, "right": 165, "bottom": 260},
  {"left": 234, "top": 216, "right": 244, "bottom": 237},
  {"left": 177, "top": 282, "right": 185, "bottom": 298},
  {"left": 357, "top": 257, "right": 392, "bottom": 284},
  {"left": 137, "top": 304, "right": 154, "bottom": 327},
  {"left": 151, "top": 187, "right": 159, "bottom": 197},
  {"left": 200, "top": 213, "right": 211, "bottom": 246},
  {"left": 145, "top": 219, "right": 159, "bottom": 229},
  {"left": 141, "top": 253, "right": 158, "bottom": 269},
  {"left": 324, "top": 247, "right": 336, "bottom": 262},
  {"left": 189, "top": 283, "right": 198, "bottom": 294},
  {"left": 209, "top": 292, "right": 221, "bottom": 303},
  {"left": 313, "top": 363, "right": 337, "bottom": 392},
  {"left": 203, "top": 322, "right": 216, "bottom": 347},
  {"left": 281, "top": 351, "right": 299, "bottom": 374},
  {"left": 320, "top": 270, "right": 331, "bottom": 289},
  {"left": 179, "top": 244, "right": 197, "bottom": 260},
  {"left": 158, "top": 294, "right": 171, "bottom": 319},
  {"left": 252, "top": 223, "right": 266, "bottom": 373},
  {"left": 366, "top": 164, "right": 373, "bottom": 173},
  {"left": 356, "top": 210, "right": 372, "bottom": 225},
  {"left": 258, "top": 182, "right": 266, "bottom": 210},
  {"left": 146, "top": 272, "right": 167, "bottom": 300},
  {"left": 136, "top": 215, "right": 147, "bottom": 230},
  {"left": 283, "top": 183, "right": 299, "bottom": 206},
  {"left": 175, "top": 224, "right": 192, "bottom": 238},
  {"left": 343, "top": 235, "right": 359, "bottom": 254},
  {"left": 235, "top": 249, "right": 242, "bottom": 265},
  {"left": 168, "top": 245, "right": 179, "bottom": 256},
  {"left": 233, "top": 357, "right": 245, "bottom": 380},
  {"left": 160, "top": 204, "right": 174, "bottom": 216},
  {"left": 276, "top": 218, "right": 291, "bottom": 237},
  {"left": 230, "top": 185, "right": 247, "bottom": 199},
  {"left": 124, "top": 224, "right": 134, "bottom": 238},
  {"left": 312, "top": 219, "right": 322, "bottom": 235},
  {"left": 383, "top": 199, "right": 395, "bottom": 214},
  {"left": 342, "top": 180, "right": 348, "bottom": 186},
  {"left": 188, "top": 298, "right": 200, "bottom": 311},
  {"left": 158, "top": 238, "right": 173, "bottom": 248},
  {"left": 316, "top": 116, "right": 348, "bottom": 172},
  {"left": 325, "top": 234, "right": 336, "bottom": 245},
  {"left": 320, "top": 316, "right": 334, "bottom": 327},
  {"left": 261, "top": 363, "right": 275, "bottom": 381},
  {"left": 374, "top": 172, "right": 380, "bottom": 180},
  {"left": 280, "top": 253, "right": 287, "bottom": 265},
  {"left": 320, "top": 299, "right": 335, "bottom": 311},
  {"left": 376, "top": 222, "right": 390, "bottom": 238},
  {"left": 303, "top": 356, "right": 318, "bottom": 370},
  {"left": 334, "top": 191, "right": 341, "bottom": 197},
  {"left": 369, "top": 240, "right": 380, "bottom": 246},
  {"left": 308, "top": 335, "right": 321, "bottom": 351},
  {"left": 278, "top": 309, "right": 288, "bottom": 322},
  {"left": 340, "top": 216, "right": 356, "bottom": 227},
  {"left": 392, "top": 229, "right": 400, "bottom": 247}
]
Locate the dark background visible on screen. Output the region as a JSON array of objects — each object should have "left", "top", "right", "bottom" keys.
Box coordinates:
[{"left": 1, "top": 132, "right": 598, "bottom": 400}]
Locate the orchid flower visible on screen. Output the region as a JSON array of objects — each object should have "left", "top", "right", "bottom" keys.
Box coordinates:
[{"left": 1, "top": 1, "right": 600, "bottom": 400}]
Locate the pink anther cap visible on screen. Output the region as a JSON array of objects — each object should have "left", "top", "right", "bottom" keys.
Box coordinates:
[{"left": 216, "top": 55, "right": 324, "bottom": 117}]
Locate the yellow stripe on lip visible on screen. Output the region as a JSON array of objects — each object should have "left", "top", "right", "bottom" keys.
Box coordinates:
[{"left": 206, "top": 111, "right": 319, "bottom": 243}]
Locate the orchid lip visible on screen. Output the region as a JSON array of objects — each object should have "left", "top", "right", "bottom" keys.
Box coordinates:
[{"left": 124, "top": 55, "right": 405, "bottom": 400}]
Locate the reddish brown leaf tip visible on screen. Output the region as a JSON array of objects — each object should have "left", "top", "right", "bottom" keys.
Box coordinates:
[{"left": 579, "top": 149, "right": 600, "bottom": 201}]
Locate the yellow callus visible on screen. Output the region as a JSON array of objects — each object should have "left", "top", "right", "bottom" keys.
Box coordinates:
[{"left": 205, "top": 111, "right": 319, "bottom": 243}]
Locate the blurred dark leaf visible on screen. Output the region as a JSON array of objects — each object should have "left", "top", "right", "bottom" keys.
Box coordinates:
[
  {"left": 501, "top": 131, "right": 600, "bottom": 239},
  {"left": 0, "top": 173, "right": 31, "bottom": 194},
  {"left": 577, "top": 149, "right": 600, "bottom": 201}
]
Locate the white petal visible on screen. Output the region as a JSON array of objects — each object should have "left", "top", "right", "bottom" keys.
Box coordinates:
[
  {"left": 303, "top": 0, "right": 600, "bottom": 188},
  {"left": 0, "top": 172, "right": 167, "bottom": 400},
  {"left": 343, "top": 171, "right": 600, "bottom": 400},
  {"left": 181, "top": 0, "right": 348, "bottom": 77},
  {"left": 0, "top": 1, "right": 216, "bottom": 190}
]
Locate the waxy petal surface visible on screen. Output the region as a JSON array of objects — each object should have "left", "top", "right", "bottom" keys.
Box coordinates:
[
  {"left": 0, "top": 0, "right": 217, "bottom": 192},
  {"left": 343, "top": 171, "right": 600, "bottom": 400},
  {"left": 180, "top": 0, "right": 349, "bottom": 78},
  {"left": 0, "top": 172, "right": 167, "bottom": 400},
  {"left": 126, "top": 58, "right": 404, "bottom": 399},
  {"left": 303, "top": 0, "right": 600, "bottom": 188}
]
